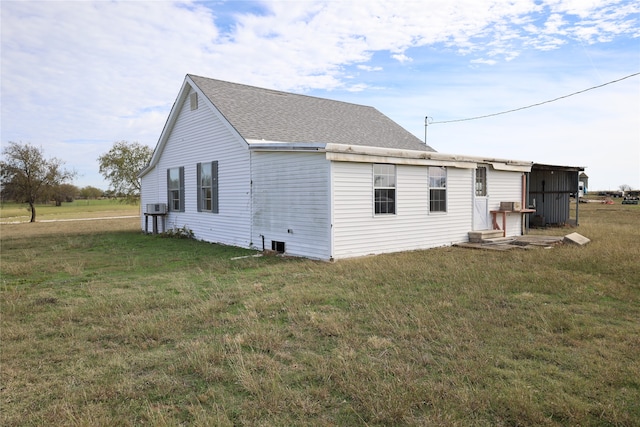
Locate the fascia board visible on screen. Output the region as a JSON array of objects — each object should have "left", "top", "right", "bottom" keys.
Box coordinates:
[
  {"left": 490, "top": 163, "right": 532, "bottom": 172},
  {"left": 139, "top": 78, "right": 193, "bottom": 177},
  {"left": 247, "top": 139, "right": 326, "bottom": 151},
  {"left": 324, "top": 143, "right": 531, "bottom": 171},
  {"left": 325, "top": 151, "right": 475, "bottom": 168},
  {"left": 140, "top": 75, "right": 250, "bottom": 178}
]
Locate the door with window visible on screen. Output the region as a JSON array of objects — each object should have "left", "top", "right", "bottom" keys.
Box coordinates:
[{"left": 473, "top": 166, "right": 490, "bottom": 230}]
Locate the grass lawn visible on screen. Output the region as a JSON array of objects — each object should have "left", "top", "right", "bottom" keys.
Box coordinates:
[
  {"left": 1, "top": 201, "right": 638, "bottom": 426},
  {"left": 0, "top": 199, "right": 139, "bottom": 222}
]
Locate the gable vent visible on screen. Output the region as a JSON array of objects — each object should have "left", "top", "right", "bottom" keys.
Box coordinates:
[{"left": 190, "top": 92, "right": 198, "bottom": 110}]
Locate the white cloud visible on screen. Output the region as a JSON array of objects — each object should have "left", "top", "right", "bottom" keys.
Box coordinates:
[
  {"left": 345, "top": 83, "right": 369, "bottom": 92},
  {"left": 1, "top": 0, "right": 638, "bottom": 189},
  {"left": 397, "top": 67, "right": 639, "bottom": 190},
  {"left": 471, "top": 58, "right": 498, "bottom": 65},
  {"left": 543, "top": 13, "right": 568, "bottom": 34},
  {"left": 357, "top": 65, "right": 383, "bottom": 72},
  {"left": 391, "top": 53, "right": 413, "bottom": 63}
]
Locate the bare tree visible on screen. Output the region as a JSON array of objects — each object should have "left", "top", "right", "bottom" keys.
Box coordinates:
[
  {"left": 97, "top": 141, "right": 152, "bottom": 203},
  {"left": 0, "top": 142, "right": 76, "bottom": 222}
]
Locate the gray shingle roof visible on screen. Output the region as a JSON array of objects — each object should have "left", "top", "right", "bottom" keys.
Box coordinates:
[{"left": 189, "top": 74, "right": 435, "bottom": 152}]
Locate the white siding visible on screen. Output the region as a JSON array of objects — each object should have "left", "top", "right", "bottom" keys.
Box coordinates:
[
  {"left": 140, "top": 167, "right": 160, "bottom": 230},
  {"left": 487, "top": 168, "right": 525, "bottom": 237},
  {"left": 141, "top": 88, "right": 252, "bottom": 247},
  {"left": 141, "top": 81, "right": 528, "bottom": 260},
  {"left": 251, "top": 151, "right": 331, "bottom": 260},
  {"left": 332, "top": 162, "right": 473, "bottom": 259}
]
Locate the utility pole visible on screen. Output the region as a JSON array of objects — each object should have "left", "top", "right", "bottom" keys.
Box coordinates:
[{"left": 424, "top": 116, "right": 432, "bottom": 144}]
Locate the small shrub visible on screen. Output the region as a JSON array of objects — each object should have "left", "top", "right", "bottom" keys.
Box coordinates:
[{"left": 161, "top": 225, "right": 194, "bottom": 239}]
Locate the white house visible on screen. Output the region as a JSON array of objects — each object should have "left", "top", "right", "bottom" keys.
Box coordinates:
[{"left": 139, "top": 74, "right": 532, "bottom": 260}]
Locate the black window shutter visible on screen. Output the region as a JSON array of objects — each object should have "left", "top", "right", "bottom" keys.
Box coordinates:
[
  {"left": 166, "top": 169, "right": 171, "bottom": 211},
  {"left": 196, "top": 163, "right": 202, "bottom": 212},
  {"left": 179, "top": 166, "right": 185, "bottom": 212},
  {"left": 212, "top": 161, "right": 219, "bottom": 214}
]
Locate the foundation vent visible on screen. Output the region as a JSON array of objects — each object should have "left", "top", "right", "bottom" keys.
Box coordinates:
[{"left": 271, "top": 241, "right": 285, "bottom": 253}]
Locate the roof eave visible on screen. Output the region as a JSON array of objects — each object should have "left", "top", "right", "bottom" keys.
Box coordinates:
[
  {"left": 247, "top": 140, "right": 327, "bottom": 151},
  {"left": 246, "top": 141, "right": 532, "bottom": 171},
  {"left": 532, "top": 163, "right": 586, "bottom": 172},
  {"left": 139, "top": 76, "right": 195, "bottom": 178},
  {"left": 324, "top": 143, "right": 533, "bottom": 171}
]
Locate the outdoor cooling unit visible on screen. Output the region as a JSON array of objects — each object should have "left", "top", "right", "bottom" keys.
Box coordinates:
[
  {"left": 146, "top": 203, "right": 167, "bottom": 214},
  {"left": 499, "top": 201, "right": 522, "bottom": 211}
]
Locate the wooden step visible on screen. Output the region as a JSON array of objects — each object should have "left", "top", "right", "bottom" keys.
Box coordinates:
[
  {"left": 468, "top": 230, "right": 504, "bottom": 243},
  {"left": 456, "top": 242, "right": 517, "bottom": 251},
  {"left": 482, "top": 237, "right": 516, "bottom": 244}
]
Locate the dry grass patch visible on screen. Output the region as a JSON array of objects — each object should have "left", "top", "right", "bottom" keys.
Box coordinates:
[
  {"left": 0, "top": 199, "right": 139, "bottom": 221},
  {"left": 1, "top": 202, "right": 639, "bottom": 426}
]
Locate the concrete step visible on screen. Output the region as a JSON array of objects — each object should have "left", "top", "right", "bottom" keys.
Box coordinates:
[{"left": 468, "top": 230, "right": 504, "bottom": 243}]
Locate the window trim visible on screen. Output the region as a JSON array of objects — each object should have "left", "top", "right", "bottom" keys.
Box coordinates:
[
  {"left": 429, "top": 166, "right": 447, "bottom": 213},
  {"left": 197, "top": 161, "right": 218, "bottom": 214},
  {"left": 373, "top": 163, "right": 396, "bottom": 215},
  {"left": 167, "top": 167, "right": 185, "bottom": 212}
]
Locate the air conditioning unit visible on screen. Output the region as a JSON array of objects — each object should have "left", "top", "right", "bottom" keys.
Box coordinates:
[
  {"left": 146, "top": 203, "right": 167, "bottom": 214},
  {"left": 500, "top": 201, "right": 521, "bottom": 211}
]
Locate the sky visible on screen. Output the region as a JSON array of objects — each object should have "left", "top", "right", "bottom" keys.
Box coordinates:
[{"left": 1, "top": 0, "right": 639, "bottom": 192}]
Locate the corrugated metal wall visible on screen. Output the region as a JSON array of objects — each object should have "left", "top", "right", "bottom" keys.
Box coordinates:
[{"left": 528, "top": 169, "right": 577, "bottom": 225}]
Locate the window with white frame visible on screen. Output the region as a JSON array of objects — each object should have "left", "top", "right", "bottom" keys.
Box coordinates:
[
  {"left": 475, "top": 166, "right": 487, "bottom": 196},
  {"left": 429, "top": 166, "right": 447, "bottom": 212},
  {"left": 167, "top": 167, "right": 184, "bottom": 212},
  {"left": 374, "top": 164, "right": 396, "bottom": 215},
  {"left": 197, "top": 161, "right": 218, "bottom": 213}
]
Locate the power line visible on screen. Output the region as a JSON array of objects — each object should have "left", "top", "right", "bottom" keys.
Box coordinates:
[{"left": 430, "top": 72, "right": 640, "bottom": 125}]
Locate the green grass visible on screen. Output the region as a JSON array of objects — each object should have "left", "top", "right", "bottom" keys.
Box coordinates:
[
  {"left": 0, "top": 199, "right": 139, "bottom": 221},
  {"left": 1, "top": 202, "right": 639, "bottom": 426}
]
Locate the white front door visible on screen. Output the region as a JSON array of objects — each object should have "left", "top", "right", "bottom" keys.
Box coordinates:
[
  {"left": 473, "top": 166, "right": 490, "bottom": 230},
  {"left": 474, "top": 198, "right": 489, "bottom": 230}
]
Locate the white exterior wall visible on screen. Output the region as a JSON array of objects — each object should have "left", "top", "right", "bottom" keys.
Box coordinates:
[
  {"left": 251, "top": 151, "right": 331, "bottom": 260},
  {"left": 140, "top": 79, "right": 529, "bottom": 259},
  {"left": 140, "top": 170, "right": 159, "bottom": 226},
  {"left": 487, "top": 168, "right": 525, "bottom": 237},
  {"left": 140, "top": 88, "right": 252, "bottom": 248},
  {"left": 331, "top": 162, "right": 473, "bottom": 259}
]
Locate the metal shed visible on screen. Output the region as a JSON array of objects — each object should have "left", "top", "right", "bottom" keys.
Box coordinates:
[{"left": 528, "top": 163, "right": 585, "bottom": 227}]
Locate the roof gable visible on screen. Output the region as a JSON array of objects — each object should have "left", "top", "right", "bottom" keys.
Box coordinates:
[{"left": 188, "top": 74, "right": 435, "bottom": 152}]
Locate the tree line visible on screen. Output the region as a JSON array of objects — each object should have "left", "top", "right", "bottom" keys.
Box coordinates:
[{"left": 1, "top": 141, "right": 152, "bottom": 222}]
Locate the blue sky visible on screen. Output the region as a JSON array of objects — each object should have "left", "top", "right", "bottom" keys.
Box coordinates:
[{"left": 2, "top": 0, "right": 639, "bottom": 191}]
